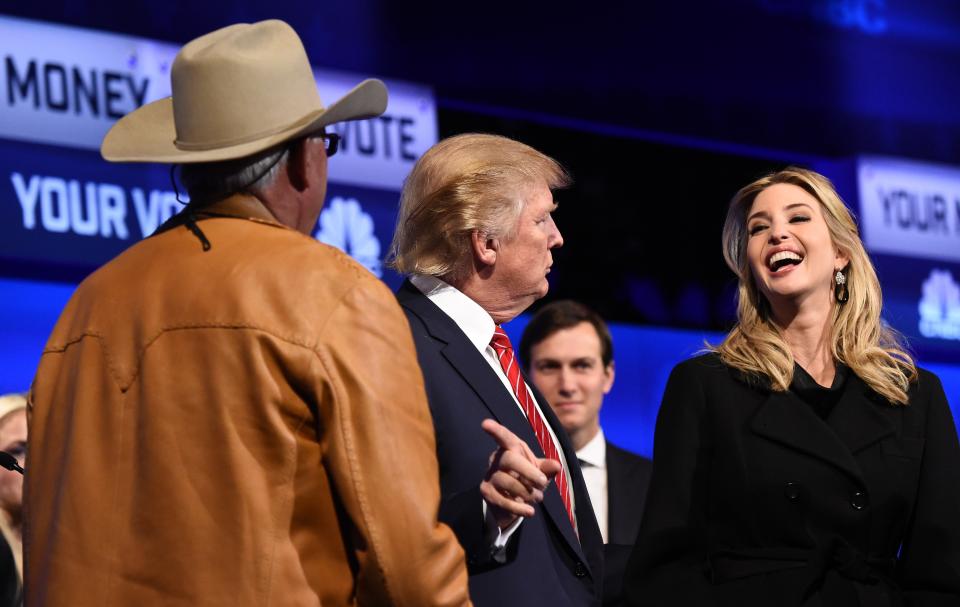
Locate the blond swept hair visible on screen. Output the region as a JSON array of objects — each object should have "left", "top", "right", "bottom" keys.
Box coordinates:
[
  {"left": 388, "top": 133, "right": 570, "bottom": 279},
  {"left": 713, "top": 167, "right": 916, "bottom": 404}
]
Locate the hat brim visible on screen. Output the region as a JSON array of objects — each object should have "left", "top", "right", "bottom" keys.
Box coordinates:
[{"left": 101, "top": 78, "right": 387, "bottom": 164}]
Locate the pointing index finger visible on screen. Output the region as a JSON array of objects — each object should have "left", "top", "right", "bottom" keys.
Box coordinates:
[{"left": 481, "top": 418, "right": 521, "bottom": 450}]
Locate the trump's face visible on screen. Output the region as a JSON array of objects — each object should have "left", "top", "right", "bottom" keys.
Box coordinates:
[{"left": 495, "top": 182, "right": 563, "bottom": 312}]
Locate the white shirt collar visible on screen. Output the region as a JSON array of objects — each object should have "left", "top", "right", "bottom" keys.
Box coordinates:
[
  {"left": 410, "top": 274, "right": 496, "bottom": 351},
  {"left": 576, "top": 428, "right": 607, "bottom": 469}
]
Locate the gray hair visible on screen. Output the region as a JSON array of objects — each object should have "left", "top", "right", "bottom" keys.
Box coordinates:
[{"left": 180, "top": 144, "right": 290, "bottom": 204}]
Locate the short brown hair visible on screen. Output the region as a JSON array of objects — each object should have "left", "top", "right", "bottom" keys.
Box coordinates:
[
  {"left": 519, "top": 300, "right": 613, "bottom": 370},
  {"left": 388, "top": 133, "right": 570, "bottom": 280}
]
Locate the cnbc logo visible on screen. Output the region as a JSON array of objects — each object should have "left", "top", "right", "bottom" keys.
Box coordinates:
[
  {"left": 315, "top": 197, "right": 382, "bottom": 278},
  {"left": 918, "top": 269, "right": 960, "bottom": 341}
]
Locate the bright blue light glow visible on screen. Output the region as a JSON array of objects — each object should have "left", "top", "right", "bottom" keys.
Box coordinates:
[
  {"left": 0, "top": 277, "right": 76, "bottom": 394},
  {"left": 4, "top": 277, "right": 959, "bottom": 456},
  {"left": 506, "top": 315, "right": 960, "bottom": 458}
]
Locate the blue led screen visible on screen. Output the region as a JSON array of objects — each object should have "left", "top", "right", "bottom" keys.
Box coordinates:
[{"left": 5, "top": 276, "right": 959, "bottom": 459}]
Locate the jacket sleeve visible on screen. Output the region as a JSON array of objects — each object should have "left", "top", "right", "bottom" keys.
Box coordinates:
[
  {"left": 898, "top": 372, "right": 960, "bottom": 606},
  {"left": 623, "top": 360, "right": 716, "bottom": 607},
  {"left": 317, "top": 276, "right": 472, "bottom": 607}
]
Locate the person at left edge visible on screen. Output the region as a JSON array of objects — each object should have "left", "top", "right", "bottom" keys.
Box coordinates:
[
  {"left": 23, "top": 20, "right": 471, "bottom": 607},
  {"left": 0, "top": 394, "right": 24, "bottom": 607},
  {"left": 390, "top": 133, "right": 604, "bottom": 606}
]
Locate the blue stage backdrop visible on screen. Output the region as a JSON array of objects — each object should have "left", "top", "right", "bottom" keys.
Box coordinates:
[
  {"left": 0, "top": 16, "right": 434, "bottom": 290},
  {"left": 2, "top": 17, "right": 960, "bottom": 457},
  {"left": 853, "top": 156, "right": 960, "bottom": 362},
  {"left": 4, "top": 276, "right": 959, "bottom": 460},
  {"left": 502, "top": 317, "right": 960, "bottom": 459}
]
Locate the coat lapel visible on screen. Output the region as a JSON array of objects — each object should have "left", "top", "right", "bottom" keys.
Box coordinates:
[
  {"left": 750, "top": 385, "right": 865, "bottom": 483},
  {"left": 827, "top": 374, "right": 896, "bottom": 454}
]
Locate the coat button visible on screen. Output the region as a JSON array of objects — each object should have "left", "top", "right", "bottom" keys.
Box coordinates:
[
  {"left": 784, "top": 481, "right": 802, "bottom": 502},
  {"left": 850, "top": 490, "right": 869, "bottom": 510},
  {"left": 574, "top": 561, "right": 587, "bottom": 577}
]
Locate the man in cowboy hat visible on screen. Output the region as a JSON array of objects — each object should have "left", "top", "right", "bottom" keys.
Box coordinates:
[{"left": 23, "top": 20, "right": 470, "bottom": 607}]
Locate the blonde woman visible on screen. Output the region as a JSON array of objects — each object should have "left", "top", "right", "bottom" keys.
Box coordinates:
[{"left": 624, "top": 168, "right": 960, "bottom": 606}]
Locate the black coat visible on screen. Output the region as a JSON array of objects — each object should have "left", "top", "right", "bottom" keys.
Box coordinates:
[
  {"left": 0, "top": 534, "right": 19, "bottom": 607},
  {"left": 624, "top": 353, "right": 960, "bottom": 607},
  {"left": 397, "top": 281, "right": 605, "bottom": 607},
  {"left": 603, "top": 442, "right": 652, "bottom": 607}
]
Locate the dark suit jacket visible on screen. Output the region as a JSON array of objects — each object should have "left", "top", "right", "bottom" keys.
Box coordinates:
[
  {"left": 398, "top": 280, "right": 604, "bottom": 606},
  {"left": 606, "top": 442, "right": 652, "bottom": 546},
  {"left": 603, "top": 442, "right": 652, "bottom": 607},
  {"left": 624, "top": 353, "right": 960, "bottom": 607}
]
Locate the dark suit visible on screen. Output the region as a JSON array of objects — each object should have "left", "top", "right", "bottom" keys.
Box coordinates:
[
  {"left": 624, "top": 353, "right": 960, "bottom": 607},
  {"left": 606, "top": 442, "right": 652, "bottom": 546},
  {"left": 602, "top": 442, "right": 652, "bottom": 607},
  {"left": 397, "top": 280, "right": 604, "bottom": 606}
]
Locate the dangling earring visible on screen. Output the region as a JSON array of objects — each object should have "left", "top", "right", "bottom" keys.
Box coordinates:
[{"left": 834, "top": 269, "right": 849, "bottom": 304}]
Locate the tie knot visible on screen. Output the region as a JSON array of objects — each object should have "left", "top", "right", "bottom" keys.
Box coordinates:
[{"left": 490, "top": 326, "right": 513, "bottom": 353}]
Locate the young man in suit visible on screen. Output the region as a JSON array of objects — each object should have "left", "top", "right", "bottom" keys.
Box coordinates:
[
  {"left": 520, "top": 300, "right": 653, "bottom": 607},
  {"left": 390, "top": 133, "right": 604, "bottom": 606}
]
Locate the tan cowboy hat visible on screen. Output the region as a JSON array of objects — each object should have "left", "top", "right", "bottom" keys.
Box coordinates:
[{"left": 101, "top": 20, "right": 387, "bottom": 163}]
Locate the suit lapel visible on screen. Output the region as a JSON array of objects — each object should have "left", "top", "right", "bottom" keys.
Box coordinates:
[
  {"left": 398, "top": 281, "right": 591, "bottom": 567},
  {"left": 399, "top": 281, "right": 533, "bottom": 432},
  {"left": 440, "top": 341, "right": 536, "bottom": 433},
  {"left": 528, "top": 378, "right": 594, "bottom": 568},
  {"left": 605, "top": 444, "right": 628, "bottom": 543},
  {"left": 750, "top": 386, "right": 865, "bottom": 483}
]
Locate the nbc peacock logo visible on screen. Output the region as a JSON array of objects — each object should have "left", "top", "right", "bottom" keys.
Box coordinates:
[
  {"left": 315, "top": 197, "right": 382, "bottom": 277},
  {"left": 918, "top": 269, "right": 960, "bottom": 340}
]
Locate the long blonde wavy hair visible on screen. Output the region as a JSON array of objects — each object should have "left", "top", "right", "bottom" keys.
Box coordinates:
[{"left": 713, "top": 167, "right": 916, "bottom": 404}]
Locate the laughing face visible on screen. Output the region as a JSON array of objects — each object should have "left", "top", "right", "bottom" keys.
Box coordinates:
[{"left": 745, "top": 183, "right": 848, "bottom": 311}]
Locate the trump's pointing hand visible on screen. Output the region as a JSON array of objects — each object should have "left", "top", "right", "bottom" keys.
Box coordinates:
[{"left": 479, "top": 418, "right": 562, "bottom": 531}]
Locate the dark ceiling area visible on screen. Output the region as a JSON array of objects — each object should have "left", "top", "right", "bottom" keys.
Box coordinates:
[
  {"left": 7, "top": 1, "right": 960, "bottom": 164},
  {"left": 438, "top": 107, "right": 785, "bottom": 329}
]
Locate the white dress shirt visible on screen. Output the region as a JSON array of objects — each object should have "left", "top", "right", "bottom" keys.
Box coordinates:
[
  {"left": 410, "top": 274, "right": 576, "bottom": 548},
  {"left": 576, "top": 428, "right": 609, "bottom": 543}
]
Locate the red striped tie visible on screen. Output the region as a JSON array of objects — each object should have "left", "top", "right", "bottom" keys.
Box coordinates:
[{"left": 490, "top": 326, "right": 576, "bottom": 531}]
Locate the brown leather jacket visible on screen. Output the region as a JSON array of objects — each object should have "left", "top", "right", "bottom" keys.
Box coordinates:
[{"left": 24, "top": 195, "right": 471, "bottom": 606}]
